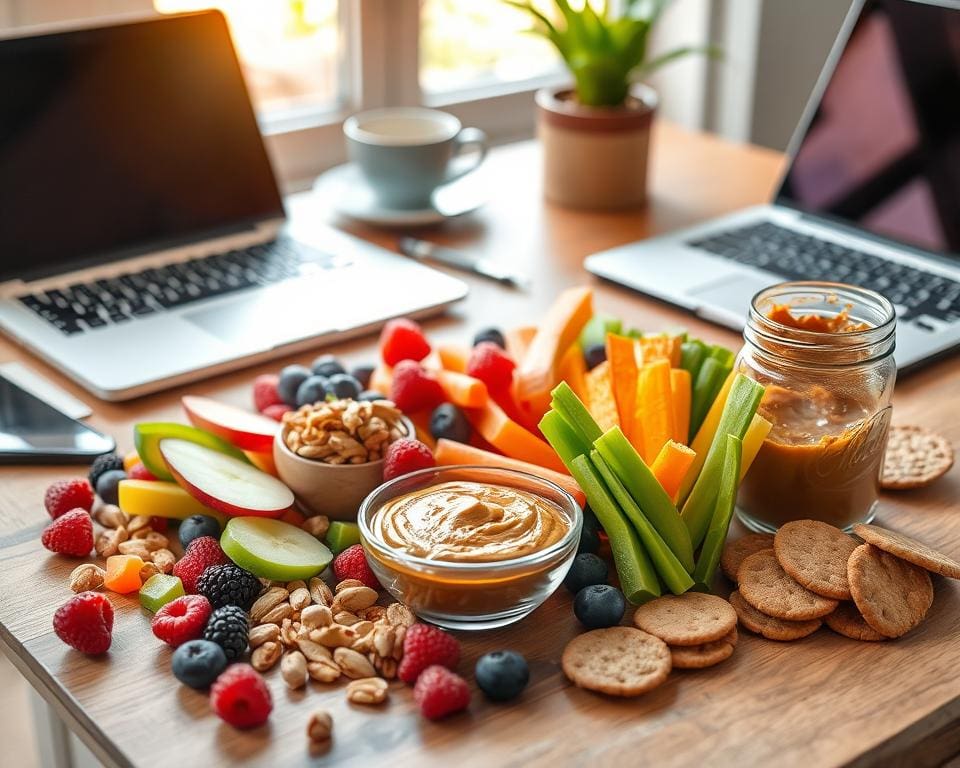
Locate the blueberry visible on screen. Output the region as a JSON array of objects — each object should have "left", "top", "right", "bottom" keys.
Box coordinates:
[
  {"left": 350, "top": 364, "right": 375, "bottom": 389},
  {"left": 327, "top": 373, "right": 362, "bottom": 400},
  {"left": 296, "top": 375, "right": 330, "bottom": 407},
  {"left": 584, "top": 343, "right": 606, "bottom": 370},
  {"left": 564, "top": 553, "right": 609, "bottom": 595},
  {"left": 473, "top": 327, "right": 506, "bottom": 349},
  {"left": 311, "top": 354, "right": 346, "bottom": 378},
  {"left": 573, "top": 584, "right": 625, "bottom": 629},
  {"left": 429, "top": 403, "right": 471, "bottom": 443},
  {"left": 171, "top": 639, "right": 227, "bottom": 689},
  {"left": 278, "top": 364, "right": 312, "bottom": 406},
  {"left": 358, "top": 390, "right": 387, "bottom": 402},
  {"left": 578, "top": 506, "right": 602, "bottom": 555},
  {"left": 179, "top": 514, "right": 222, "bottom": 549},
  {"left": 475, "top": 650, "right": 529, "bottom": 702},
  {"left": 95, "top": 469, "right": 127, "bottom": 506}
]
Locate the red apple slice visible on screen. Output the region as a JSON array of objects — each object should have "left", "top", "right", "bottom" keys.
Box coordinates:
[
  {"left": 159, "top": 438, "right": 294, "bottom": 518},
  {"left": 182, "top": 395, "right": 279, "bottom": 452}
]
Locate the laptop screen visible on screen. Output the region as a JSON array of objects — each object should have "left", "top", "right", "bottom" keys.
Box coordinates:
[
  {"left": 0, "top": 12, "right": 284, "bottom": 281},
  {"left": 777, "top": 0, "right": 960, "bottom": 257}
]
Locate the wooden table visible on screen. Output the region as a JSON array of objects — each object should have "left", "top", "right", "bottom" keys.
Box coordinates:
[{"left": 2, "top": 123, "right": 959, "bottom": 768}]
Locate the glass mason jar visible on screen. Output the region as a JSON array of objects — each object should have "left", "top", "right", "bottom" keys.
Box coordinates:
[{"left": 736, "top": 282, "right": 897, "bottom": 532}]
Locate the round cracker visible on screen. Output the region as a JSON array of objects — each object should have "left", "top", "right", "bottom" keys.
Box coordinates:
[
  {"left": 824, "top": 601, "right": 887, "bottom": 642},
  {"left": 729, "top": 590, "right": 822, "bottom": 641},
  {"left": 632, "top": 592, "right": 737, "bottom": 646},
  {"left": 882, "top": 425, "right": 953, "bottom": 490},
  {"left": 721, "top": 533, "right": 775, "bottom": 582},
  {"left": 670, "top": 629, "right": 736, "bottom": 670},
  {"left": 852, "top": 523, "right": 960, "bottom": 580},
  {"left": 848, "top": 543, "right": 933, "bottom": 638},
  {"left": 561, "top": 627, "right": 672, "bottom": 697},
  {"left": 774, "top": 519, "right": 859, "bottom": 600},
  {"left": 738, "top": 549, "right": 839, "bottom": 621}
]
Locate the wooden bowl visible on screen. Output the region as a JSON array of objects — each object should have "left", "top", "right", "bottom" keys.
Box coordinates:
[{"left": 273, "top": 415, "right": 414, "bottom": 521}]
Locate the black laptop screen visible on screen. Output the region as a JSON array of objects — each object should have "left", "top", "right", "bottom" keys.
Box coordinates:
[
  {"left": 777, "top": 0, "right": 960, "bottom": 256},
  {"left": 0, "top": 12, "right": 284, "bottom": 281}
]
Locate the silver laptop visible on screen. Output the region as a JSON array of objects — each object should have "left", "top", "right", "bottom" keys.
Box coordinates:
[
  {"left": 0, "top": 12, "right": 467, "bottom": 401},
  {"left": 586, "top": 0, "right": 960, "bottom": 371}
]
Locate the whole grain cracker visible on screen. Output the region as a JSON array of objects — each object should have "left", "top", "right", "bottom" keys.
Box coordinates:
[
  {"left": 848, "top": 543, "right": 933, "bottom": 638},
  {"left": 632, "top": 592, "right": 737, "bottom": 646},
  {"left": 738, "top": 549, "right": 838, "bottom": 621},
  {"left": 823, "top": 601, "right": 887, "bottom": 642},
  {"left": 881, "top": 425, "right": 953, "bottom": 490},
  {"left": 774, "top": 519, "right": 859, "bottom": 600},
  {"left": 729, "top": 590, "right": 822, "bottom": 641},
  {"left": 669, "top": 628, "right": 738, "bottom": 669},
  {"left": 720, "top": 533, "right": 775, "bottom": 582},
  {"left": 561, "top": 627, "right": 671, "bottom": 697},
  {"left": 852, "top": 523, "right": 960, "bottom": 580}
]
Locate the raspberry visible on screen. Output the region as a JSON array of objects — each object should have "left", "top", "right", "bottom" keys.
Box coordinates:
[
  {"left": 128, "top": 462, "right": 157, "bottom": 482},
  {"left": 151, "top": 594, "right": 213, "bottom": 647},
  {"left": 390, "top": 360, "right": 445, "bottom": 413},
  {"left": 380, "top": 318, "right": 431, "bottom": 366},
  {"left": 466, "top": 342, "right": 516, "bottom": 391},
  {"left": 88, "top": 452, "right": 124, "bottom": 490},
  {"left": 210, "top": 664, "right": 272, "bottom": 729},
  {"left": 261, "top": 403, "right": 291, "bottom": 422},
  {"left": 44, "top": 478, "right": 95, "bottom": 520},
  {"left": 413, "top": 665, "right": 470, "bottom": 720},
  {"left": 53, "top": 591, "right": 113, "bottom": 655},
  {"left": 253, "top": 374, "right": 284, "bottom": 413},
  {"left": 383, "top": 438, "right": 435, "bottom": 482},
  {"left": 41, "top": 508, "right": 93, "bottom": 557},
  {"left": 172, "top": 536, "right": 229, "bottom": 594},
  {"left": 398, "top": 623, "right": 461, "bottom": 684},
  {"left": 331, "top": 544, "right": 380, "bottom": 591}
]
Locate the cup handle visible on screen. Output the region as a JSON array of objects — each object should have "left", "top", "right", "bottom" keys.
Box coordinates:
[{"left": 445, "top": 127, "right": 488, "bottom": 184}]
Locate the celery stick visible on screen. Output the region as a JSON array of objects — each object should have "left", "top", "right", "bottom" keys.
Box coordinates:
[
  {"left": 690, "top": 357, "right": 731, "bottom": 439},
  {"left": 680, "top": 340, "right": 707, "bottom": 380},
  {"left": 678, "top": 372, "right": 735, "bottom": 503},
  {"left": 707, "top": 344, "right": 736, "bottom": 368},
  {"left": 590, "top": 450, "right": 695, "bottom": 595},
  {"left": 594, "top": 427, "right": 695, "bottom": 572},
  {"left": 692, "top": 435, "right": 742, "bottom": 589},
  {"left": 550, "top": 381, "right": 602, "bottom": 446},
  {"left": 570, "top": 455, "right": 661, "bottom": 604},
  {"left": 579, "top": 315, "right": 622, "bottom": 350},
  {"left": 539, "top": 410, "right": 590, "bottom": 470},
  {"left": 681, "top": 374, "right": 764, "bottom": 547}
]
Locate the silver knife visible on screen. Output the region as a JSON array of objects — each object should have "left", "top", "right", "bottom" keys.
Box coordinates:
[{"left": 398, "top": 237, "right": 530, "bottom": 289}]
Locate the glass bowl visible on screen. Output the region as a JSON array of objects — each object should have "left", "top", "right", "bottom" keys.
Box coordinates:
[{"left": 358, "top": 465, "right": 582, "bottom": 630}]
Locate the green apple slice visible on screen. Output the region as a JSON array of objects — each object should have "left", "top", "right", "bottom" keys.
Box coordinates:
[
  {"left": 325, "top": 521, "right": 361, "bottom": 555},
  {"left": 134, "top": 422, "right": 250, "bottom": 481},
  {"left": 221, "top": 517, "right": 332, "bottom": 581}
]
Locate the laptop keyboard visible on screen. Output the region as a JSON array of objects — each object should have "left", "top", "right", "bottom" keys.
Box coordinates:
[
  {"left": 687, "top": 221, "right": 960, "bottom": 326},
  {"left": 17, "top": 237, "right": 337, "bottom": 336}
]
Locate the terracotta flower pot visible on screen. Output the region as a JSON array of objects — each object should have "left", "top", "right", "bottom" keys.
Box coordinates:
[{"left": 536, "top": 84, "right": 658, "bottom": 210}]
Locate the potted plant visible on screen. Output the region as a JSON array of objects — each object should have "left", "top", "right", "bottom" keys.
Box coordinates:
[{"left": 508, "top": 0, "right": 715, "bottom": 209}]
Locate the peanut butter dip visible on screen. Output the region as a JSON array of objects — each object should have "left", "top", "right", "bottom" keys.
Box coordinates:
[
  {"left": 766, "top": 302, "right": 869, "bottom": 333},
  {"left": 372, "top": 481, "right": 571, "bottom": 563}
]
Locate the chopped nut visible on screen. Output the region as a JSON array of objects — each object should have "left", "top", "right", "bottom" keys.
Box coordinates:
[
  {"left": 392, "top": 625, "right": 406, "bottom": 661},
  {"left": 127, "top": 515, "right": 151, "bottom": 534},
  {"left": 139, "top": 532, "right": 169, "bottom": 552},
  {"left": 307, "top": 658, "right": 341, "bottom": 683},
  {"left": 138, "top": 562, "right": 161, "bottom": 582},
  {"left": 376, "top": 656, "right": 397, "bottom": 680},
  {"left": 301, "top": 604, "right": 333, "bottom": 630},
  {"left": 289, "top": 587, "right": 311, "bottom": 612},
  {"left": 306, "top": 710, "right": 333, "bottom": 744},
  {"left": 297, "top": 636, "right": 333, "bottom": 663},
  {"left": 314, "top": 624, "right": 357, "bottom": 648},
  {"left": 308, "top": 577, "right": 333, "bottom": 607},
  {"left": 335, "top": 578, "right": 365, "bottom": 593},
  {"left": 94, "top": 528, "right": 126, "bottom": 558},
  {"left": 93, "top": 504, "right": 128, "bottom": 529},
  {"left": 351, "top": 634, "right": 373, "bottom": 654},
  {"left": 69, "top": 563, "right": 105, "bottom": 593},
  {"left": 359, "top": 605, "right": 387, "bottom": 623},
  {"left": 334, "top": 611, "right": 361, "bottom": 626},
  {"left": 280, "top": 618, "right": 300, "bottom": 648},
  {"left": 283, "top": 399, "right": 405, "bottom": 465},
  {"left": 334, "top": 647, "right": 376, "bottom": 679},
  {"left": 281, "top": 650, "right": 308, "bottom": 689},
  {"left": 286, "top": 579, "right": 307, "bottom": 593},
  {"left": 372, "top": 625, "right": 395, "bottom": 658},
  {"left": 386, "top": 602, "right": 416, "bottom": 628},
  {"left": 251, "top": 641, "right": 282, "bottom": 672},
  {"left": 250, "top": 587, "right": 289, "bottom": 622},
  {"left": 336, "top": 586, "right": 378, "bottom": 613},
  {"left": 150, "top": 549, "right": 176, "bottom": 574},
  {"left": 117, "top": 539, "right": 151, "bottom": 559},
  {"left": 345, "top": 677, "right": 388, "bottom": 706},
  {"left": 249, "top": 623, "right": 281, "bottom": 648},
  {"left": 259, "top": 601, "right": 294, "bottom": 626},
  {"left": 301, "top": 515, "right": 330, "bottom": 539},
  {"left": 351, "top": 620, "right": 374, "bottom": 637}
]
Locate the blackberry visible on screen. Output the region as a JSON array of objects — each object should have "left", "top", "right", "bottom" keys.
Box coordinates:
[
  {"left": 196, "top": 564, "right": 262, "bottom": 610},
  {"left": 88, "top": 452, "right": 124, "bottom": 490},
  {"left": 203, "top": 605, "right": 249, "bottom": 661}
]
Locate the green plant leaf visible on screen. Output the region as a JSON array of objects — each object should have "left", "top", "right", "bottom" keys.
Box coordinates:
[
  {"left": 503, "top": 1, "right": 569, "bottom": 58},
  {"left": 634, "top": 44, "right": 722, "bottom": 78}
]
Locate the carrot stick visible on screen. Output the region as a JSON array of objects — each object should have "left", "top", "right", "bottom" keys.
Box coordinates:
[
  {"left": 670, "top": 368, "right": 692, "bottom": 445},
  {"left": 740, "top": 413, "right": 772, "bottom": 481},
  {"left": 505, "top": 326, "right": 537, "bottom": 365},
  {"left": 605, "top": 334, "right": 639, "bottom": 438},
  {"left": 651, "top": 440, "right": 697, "bottom": 500},
  {"left": 637, "top": 335, "right": 681, "bottom": 367},
  {"left": 436, "top": 370, "right": 488, "bottom": 408},
  {"left": 557, "top": 345, "right": 590, "bottom": 407},
  {"left": 583, "top": 361, "right": 620, "bottom": 432},
  {"left": 406, "top": 410, "right": 436, "bottom": 450},
  {"left": 434, "top": 439, "right": 584, "bottom": 507},
  {"left": 635, "top": 359, "right": 675, "bottom": 463},
  {"left": 463, "top": 400, "right": 567, "bottom": 474},
  {"left": 437, "top": 345, "right": 469, "bottom": 373}
]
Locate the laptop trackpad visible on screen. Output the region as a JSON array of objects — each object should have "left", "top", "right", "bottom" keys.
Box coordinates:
[{"left": 688, "top": 274, "right": 773, "bottom": 327}]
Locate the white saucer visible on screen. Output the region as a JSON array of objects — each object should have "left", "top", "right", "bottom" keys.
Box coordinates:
[{"left": 312, "top": 162, "right": 488, "bottom": 227}]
